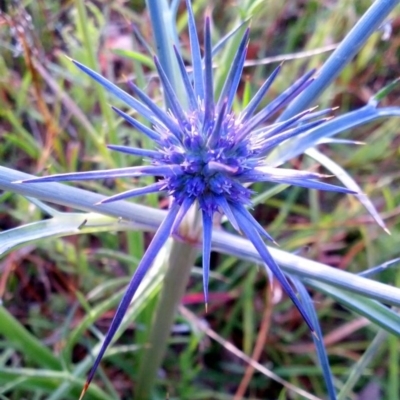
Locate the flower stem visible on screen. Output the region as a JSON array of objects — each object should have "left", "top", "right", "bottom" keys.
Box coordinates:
[
  {"left": 135, "top": 239, "right": 199, "bottom": 398},
  {"left": 134, "top": 3, "right": 199, "bottom": 397}
]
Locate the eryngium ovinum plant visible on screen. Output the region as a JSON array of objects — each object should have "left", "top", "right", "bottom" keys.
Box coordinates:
[{"left": 10, "top": 0, "right": 400, "bottom": 398}]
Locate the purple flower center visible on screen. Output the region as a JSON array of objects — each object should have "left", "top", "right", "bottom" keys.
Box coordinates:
[{"left": 156, "top": 110, "right": 254, "bottom": 212}]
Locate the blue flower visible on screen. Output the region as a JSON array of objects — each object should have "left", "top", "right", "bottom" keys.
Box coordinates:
[{"left": 17, "top": 0, "right": 355, "bottom": 395}]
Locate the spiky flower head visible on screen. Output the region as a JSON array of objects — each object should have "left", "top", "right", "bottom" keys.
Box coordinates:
[{"left": 17, "top": 0, "right": 354, "bottom": 395}]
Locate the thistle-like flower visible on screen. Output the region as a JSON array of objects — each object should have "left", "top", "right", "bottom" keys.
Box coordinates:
[{"left": 17, "top": 0, "right": 355, "bottom": 396}]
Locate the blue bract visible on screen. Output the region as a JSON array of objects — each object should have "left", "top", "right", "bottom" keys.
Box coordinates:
[{"left": 17, "top": 0, "right": 356, "bottom": 396}]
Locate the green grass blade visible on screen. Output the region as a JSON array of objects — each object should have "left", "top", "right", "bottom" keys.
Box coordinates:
[
  {"left": 304, "top": 279, "right": 400, "bottom": 336},
  {"left": 338, "top": 329, "right": 388, "bottom": 400},
  {"left": 0, "top": 212, "right": 136, "bottom": 257},
  {"left": 0, "top": 367, "right": 112, "bottom": 400},
  {"left": 0, "top": 307, "right": 61, "bottom": 370}
]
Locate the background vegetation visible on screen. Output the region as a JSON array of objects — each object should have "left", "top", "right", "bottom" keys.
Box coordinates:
[{"left": 0, "top": 0, "right": 399, "bottom": 399}]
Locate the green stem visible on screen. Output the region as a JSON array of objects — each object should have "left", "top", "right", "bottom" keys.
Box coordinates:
[
  {"left": 0, "top": 306, "right": 61, "bottom": 370},
  {"left": 135, "top": 239, "right": 199, "bottom": 398},
  {"left": 0, "top": 367, "right": 111, "bottom": 400}
]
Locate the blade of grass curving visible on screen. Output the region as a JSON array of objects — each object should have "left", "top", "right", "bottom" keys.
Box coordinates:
[
  {"left": 0, "top": 307, "right": 61, "bottom": 370},
  {"left": 306, "top": 147, "right": 388, "bottom": 232},
  {"left": 371, "top": 77, "right": 400, "bottom": 105},
  {"left": 337, "top": 329, "right": 388, "bottom": 400},
  {"left": 359, "top": 257, "right": 400, "bottom": 278},
  {"left": 131, "top": 23, "right": 154, "bottom": 57},
  {"left": 0, "top": 212, "right": 138, "bottom": 257},
  {"left": 250, "top": 183, "right": 291, "bottom": 207},
  {"left": 0, "top": 368, "right": 111, "bottom": 400},
  {"left": 63, "top": 285, "right": 129, "bottom": 361},
  {"left": 25, "top": 197, "right": 61, "bottom": 216},
  {"left": 279, "top": 0, "right": 400, "bottom": 120},
  {"left": 304, "top": 279, "right": 400, "bottom": 336},
  {"left": 110, "top": 49, "right": 153, "bottom": 68},
  {"left": 212, "top": 19, "right": 250, "bottom": 57},
  {"left": 291, "top": 277, "right": 336, "bottom": 400}
]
